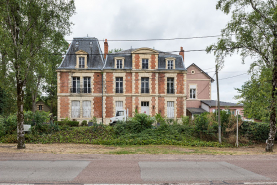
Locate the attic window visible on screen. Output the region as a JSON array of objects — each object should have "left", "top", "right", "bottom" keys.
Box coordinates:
[
  {"left": 90, "top": 42, "right": 92, "bottom": 45},
  {"left": 191, "top": 70, "right": 195, "bottom": 74},
  {"left": 76, "top": 42, "right": 79, "bottom": 45}
]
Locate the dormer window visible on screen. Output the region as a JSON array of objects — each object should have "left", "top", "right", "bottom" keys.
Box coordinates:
[
  {"left": 142, "top": 59, "right": 148, "bottom": 69},
  {"left": 168, "top": 60, "right": 173, "bottom": 69},
  {"left": 117, "top": 59, "right": 122, "bottom": 69},
  {"left": 75, "top": 50, "right": 88, "bottom": 69},
  {"left": 165, "top": 57, "right": 175, "bottom": 69},
  {"left": 79, "top": 57, "right": 85, "bottom": 68},
  {"left": 114, "top": 57, "right": 125, "bottom": 69}
]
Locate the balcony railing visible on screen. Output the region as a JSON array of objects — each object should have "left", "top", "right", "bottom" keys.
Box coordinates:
[
  {"left": 167, "top": 89, "right": 175, "bottom": 94},
  {"left": 115, "top": 87, "right": 123, "bottom": 93},
  {"left": 70, "top": 88, "right": 91, "bottom": 93},
  {"left": 141, "top": 88, "right": 149, "bottom": 93}
]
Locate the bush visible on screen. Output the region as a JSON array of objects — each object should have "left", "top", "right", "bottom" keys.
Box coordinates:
[
  {"left": 81, "top": 120, "right": 88, "bottom": 126},
  {"left": 4, "top": 114, "right": 17, "bottom": 135},
  {"left": 0, "top": 116, "right": 5, "bottom": 138},
  {"left": 240, "top": 121, "right": 272, "bottom": 142},
  {"left": 55, "top": 120, "right": 79, "bottom": 127}
]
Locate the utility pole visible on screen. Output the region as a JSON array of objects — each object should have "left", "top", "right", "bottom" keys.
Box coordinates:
[
  {"left": 236, "top": 110, "right": 239, "bottom": 147},
  {"left": 216, "top": 64, "right": 221, "bottom": 143}
]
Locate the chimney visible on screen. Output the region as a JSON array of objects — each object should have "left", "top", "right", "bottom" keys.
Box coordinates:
[
  {"left": 179, "top": 47, "right": 184, "bottom": 61},
  {"left": 104, "top": 39, "right": 108, "bottom": 59}
]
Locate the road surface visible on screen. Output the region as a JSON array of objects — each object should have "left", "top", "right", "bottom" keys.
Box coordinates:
[{"left": 0, "top": 153, "right": 277, "bottom": 184}]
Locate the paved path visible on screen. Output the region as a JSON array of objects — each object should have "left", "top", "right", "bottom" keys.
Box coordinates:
[{"left": 0, "top": 153, "right": 277, "bottom": 184}]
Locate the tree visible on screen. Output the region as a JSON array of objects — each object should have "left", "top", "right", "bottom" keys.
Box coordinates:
[
  {"left": 235, "top": 67, "right": 272, "bottom": 121},
  {"left": 109, "top": 48, "right": 123, "bottom": 53},
  {"left": 207, "top": 0, "right": 277, "bottom": 152},
  {"left": 0, "top": 0, "right": 75, "bottom": 149}
]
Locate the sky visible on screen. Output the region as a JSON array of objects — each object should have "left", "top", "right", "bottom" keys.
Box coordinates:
[{"left": 65, "top": 0, "right": 253, "bottom": 103}]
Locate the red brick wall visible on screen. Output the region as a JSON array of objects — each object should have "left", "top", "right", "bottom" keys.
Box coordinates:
[
  {"left": 125, "top": 73, "right": 132, "bottom": 94},
  {"left": 151, "top": 73, "right": 156, "bottom": 94},
  {"left": 151, "top": 97, "right": 156, "bottom": 116},
  {"left": 93, "top": 73, "right": 102, "bottom": 93},
  {"left": 158, "top": 97, "right": 165, "bottom": 116},
  {"left": 126, "top": 97, "right": 132, "bottom": 117},
  {"left": 177, "top": 73, "right": 184, "bottom": 94},
  {"left": 151, "top": 54, "right": 156, "bottom": 69},
  {"left": 59, "top": 72, "right": 69, "bottom": 93},
  {"left": 158, "top": 73, "right": 165, "bottom": 94},
  {"left": 60, "top": 97, "right": 69, "bottom": 118},
  {"left": 134, "top": 97, "right": 139, "bottom": 112},
  {"left": 134, "top": 73, "right": 139, "bottom": 94},
  {"left": 106, "top": 72, "right": 113, "bottom": 94},
  {"left": 105, "top": 97, "right": 113, "bottom": 118},
  {"left": 177, "top": 97, "right": 184, "bottom": 118},
  {"left": 94, "top": 97, "right": 102, "bottom": 118},
  {"left": 134, "top": 54, "right": 140, "bottom": 69}
]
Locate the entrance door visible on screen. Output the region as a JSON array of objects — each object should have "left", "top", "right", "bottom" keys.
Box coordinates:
[
  {"left": 141, "top": 101, "right": 149, "bottom": 115},
  {"left": 167, "top": 101, "right": 174, "bottom": 118}
]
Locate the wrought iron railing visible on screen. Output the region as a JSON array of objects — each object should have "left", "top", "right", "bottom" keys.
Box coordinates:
[{"left": 70, "top": 88, "right": 91, "bottom": 93}]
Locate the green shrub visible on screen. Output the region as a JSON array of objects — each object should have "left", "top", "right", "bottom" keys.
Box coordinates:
[
  {"left": 4, "top": 114, "right": 17, "bottom": 135},
  {"left": 54, "top": 120, "right": 79, "bottom": 127},
  {"left": 0, "top": 116, "right": 5, "bottom": 138},
  {"left": 240, "top": 121, "right": 272, "bottom": 142},
  {"left": 81, "top": 120, "right": 88, "bottom": 126},
  {"left": 181, "top": 116, "right": 190, "bottom": 125}
]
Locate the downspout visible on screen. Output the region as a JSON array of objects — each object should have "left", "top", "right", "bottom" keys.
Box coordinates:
[{"left": 100, "top": 44, "right": 107, "bottom": 124}]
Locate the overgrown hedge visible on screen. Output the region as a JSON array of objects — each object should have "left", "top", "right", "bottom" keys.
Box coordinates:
[{"left": 54, "top": 120, "right": 79, "bottom": 127}]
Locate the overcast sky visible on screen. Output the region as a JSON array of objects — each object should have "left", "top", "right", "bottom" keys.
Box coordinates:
[{"left": 65, "top": 0, "right": 252, "bottom": 103}]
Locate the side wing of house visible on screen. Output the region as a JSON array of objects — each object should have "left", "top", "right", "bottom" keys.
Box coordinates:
[{"left": 186, "top": 63, "right": 214, "bottom": 108}]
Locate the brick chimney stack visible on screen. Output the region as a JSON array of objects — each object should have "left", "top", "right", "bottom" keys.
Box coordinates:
[
  {"left": 104, "top": 39, "right": 108, "bottom": 59},
  {"left": 179, "top": 47, "right": 184, "bottom": 61}
]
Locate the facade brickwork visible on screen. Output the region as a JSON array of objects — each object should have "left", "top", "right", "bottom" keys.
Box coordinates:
[
  {"left": 177, "top": 97, "right": 184, "bottom": 117},
  {"left": 106, "top": 72, "right": 113, "bottom": 94},
  {"left": 125, "top": 73, "right": 132, "bottom": 94},
  {"left": 60, "top": 72, "right": 69, "bottom": 93},
  {"left": 134, "top": 97, "right": 139, "bottom": 112},
  {"left": 134, "top": 73, "right": 139, "bottom": 94},
  {"left": 105, "top": 97, "right": 113, "bottom": 117},
  {"left": 93, "top": 72, "right": 102, "bottom": 93},
  {"left": 60, "top": 97, "right": 69, "bottom": 118},
  {"left": 151, "top": 54, "right": 156, "bottom": 69},
  {"left": 177, "top": 73, "right": 184, "bottom": 94},
  {"left": 94, "top": 97, "right": 102, "bottom": 117},
  {"left": 134, "top": 54, "right": 140, "bottom": 69},
  {"left": 151, "top": 97, "right": 156, "bottom": 116},
  {"left": 158, "top": 97, "right": 165, "bottom": 116},
  {"left": 151, "top": 73, "right": 156, "bottom": 94},
  {"left": 126, "top": 97, "right": 132, "bottom": 117},
  {"left": 158, "top": 73, "right": 165, "bottom": 94}
]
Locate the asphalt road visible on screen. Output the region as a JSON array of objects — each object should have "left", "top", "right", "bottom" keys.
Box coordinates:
[{"left": 0, "top": 153, "right": 277, "bottom": 185}]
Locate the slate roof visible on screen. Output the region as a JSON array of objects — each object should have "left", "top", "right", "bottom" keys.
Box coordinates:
[
  {"left": 201, "top": 100, "right": 243, "bottom": 107},
  {"left": 187, "top": 63, "right": 215, "bottom": 82},
  {"left": 187, "top": 108, "right": 207, "bottom": 114},
  {"left": 104, "top": 48, "right": 186, "bottom": 70},
  {"left": 58, "top": 37, "right": 104, "bottom": 69}
]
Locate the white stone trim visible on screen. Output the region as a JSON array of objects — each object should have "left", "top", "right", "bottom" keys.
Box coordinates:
[
  {"left": 75, "top": 50, "right": 88, "bottom": 69},
  {"left": 139, "top": 73, "right": 152, "bottom": 95},
  {"left": 114, "top": 57, "right": 125, "bottom": 69},
  {"left": 113, "top": 73, "right": 125, "bottom": 95},
  {"left": 164, "top": 97, "right": 177, "bottom": 119},
  {"left": 189, "top": 83, "right": 197, "bottom": 99},
  {"left": 165, "top": 73, "right": 177, "bottom": 95},
  {"left": 165, "top": 57, "right": 176, "bottom": 69},
  {"left": 113, "top": 97, "right": 126, "bottom": 117}
]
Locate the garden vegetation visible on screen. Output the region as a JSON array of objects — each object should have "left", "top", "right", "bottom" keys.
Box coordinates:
[{"left": 0, "top": 111, "right": 274, "bottom": 147}]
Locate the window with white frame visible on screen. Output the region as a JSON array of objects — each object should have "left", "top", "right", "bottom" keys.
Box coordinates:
[
  {"left": 79, "top": 57, "right": 85, "bottom": 68},
  {"left": 167, "top": 101, "right": 174, "bottom": 118},
  {"left": 82, "top": 101, "right": 91, "bottom": 118},
  {"left": 115, "top": 77, "right": 123, "bottom": 93},
  {"left": 72, "top": 77, "right": 80, "bottom": 93},
  {"left": 83, "top": 77, "right": 91, "bottom": 93},
  {"left": 142, "top": 59, "right": 148, "bottom": 69},
  {"left": 168, "top": 60, "right": 173, "bottom": 69},
  {"left": 116, "top": 59, "right": 123, "bottom": 69},
  {"left": 141, "top": 77, "right": 149, "bottom": 93},
  {"left": 71, "top": 101, "right": 80, "bottom": 118},
  {"left": 190, "top": 85, "right": 196, "bottom": 99}
]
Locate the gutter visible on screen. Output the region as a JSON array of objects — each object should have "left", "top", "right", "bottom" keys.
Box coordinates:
[{"left": 100, "top": 40, "right": 107, "bottom": 124}]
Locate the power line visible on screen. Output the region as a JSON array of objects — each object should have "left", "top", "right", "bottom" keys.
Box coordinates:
[
  {"left": 63, "top": 35, "right": 222, "bottom": 42},
  {"left": 219, "top": 73, "right": 248, "bottom": 80}
]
